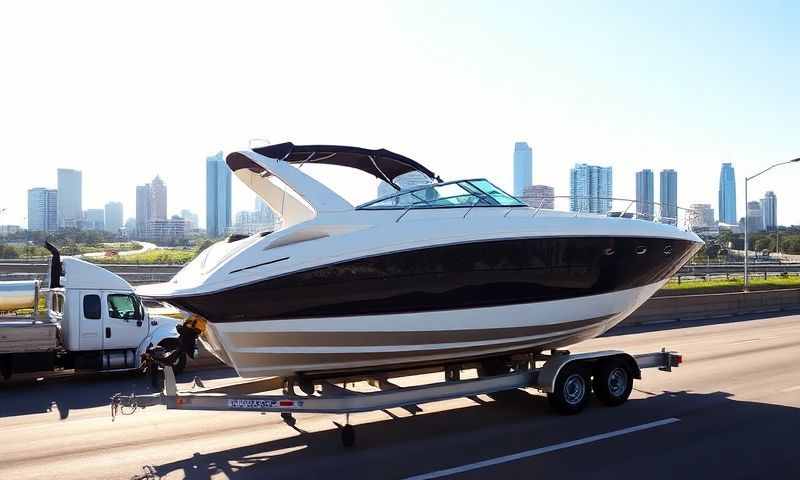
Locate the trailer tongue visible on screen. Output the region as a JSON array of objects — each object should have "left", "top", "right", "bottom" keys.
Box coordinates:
[{"left": 111, "top": 348, "right": 682, "bottom": 447}]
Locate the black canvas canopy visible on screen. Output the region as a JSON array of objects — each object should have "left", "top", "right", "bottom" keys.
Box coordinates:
[{"left": 249, "top": 143, "right": 440, "bottom": 187}]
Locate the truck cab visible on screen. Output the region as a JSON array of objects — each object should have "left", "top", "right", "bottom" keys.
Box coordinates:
[{"left": 0, "top": 244, "right": 183, "bottom": 380}]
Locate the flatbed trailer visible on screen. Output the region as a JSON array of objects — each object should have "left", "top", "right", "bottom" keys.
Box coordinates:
[{"left": 111, "top": 348, "right": 682, "bottom": 447}]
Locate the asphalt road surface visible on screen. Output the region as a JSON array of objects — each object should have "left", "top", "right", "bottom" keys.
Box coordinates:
[{"left": 1, "top": 313, "right": 799, "bottom": 480}]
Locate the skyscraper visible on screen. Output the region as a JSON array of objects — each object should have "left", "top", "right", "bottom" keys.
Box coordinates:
[
  {"left": 206, "top": 151, "right": 232, "bottom": 237},
  {"left": 521, "top": 185, "right": 554, "bottom": 209},
  {"left": 27, "top": 188, "right": 58, "bottom": 232},
  {"left": 513, "top": 142, "right": 533, "bottom": 197},
  {"left": 179, "top": 209, "right": 199, "bottom": 229},
  {"left": 57, "top": 168, "right": 82, "bottom": 228},
  {"left": 104, "top": 201, "right": 124, "bottom": 233},
  {"left": 635, "top": 169, "right": 654, "bottom": 219},
  {"left": 136, "top": 184, "right": 151, "bottom": 236},
  {"left": 688, "top": 203, "right": 715, "bottom": 228},
  {"left": 761, "top": 191, "right": 777, "bottom": 231},
  {"left": 84, "top": 209, "right": 105, "bottom": 230},
  {"left": 150, "top": 175, "right": 167, "bottom": 220},
  {"left": 746, "top": 201, "right": 763, "bottom": 232},
  {"left": 570, "top": 164, "right": 612, "bottom": 214},
  {"left": 718, "top": 163, "right": 736, "bottom": 224},
  {"left": 659, "top": 169, "right": 678, "bottom": 225}
]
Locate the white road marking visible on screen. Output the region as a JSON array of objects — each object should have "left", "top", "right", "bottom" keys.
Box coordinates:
[
  {"left": 404, "top": 418, "right": 681, "bottom": 480},
  {"left": 781, "top": 385, "right": 800, "bottom": 393}
]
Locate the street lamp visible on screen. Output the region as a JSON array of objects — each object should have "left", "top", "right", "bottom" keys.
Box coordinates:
[{"left": 743, "top": 157, "right": 800, "bottom": 292}]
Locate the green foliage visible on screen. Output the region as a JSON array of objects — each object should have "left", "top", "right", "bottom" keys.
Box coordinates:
[
  {"left": 91, "top": 248, "right": 197, "bottom": 265},
  {"left": 663, "top": 275, "right": 800, "bottom": 294}
]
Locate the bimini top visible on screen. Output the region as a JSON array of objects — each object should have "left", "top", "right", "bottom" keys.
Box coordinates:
[{"left": 238, "top": 142, "right": 441, "bottom": 186}]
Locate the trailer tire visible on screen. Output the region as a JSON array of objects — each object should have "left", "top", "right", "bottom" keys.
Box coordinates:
[
  {"left": 592, "top": 358, "right": 634, "bottom": 407},
  {"left": 547, "top": 362, "right": 591, "bottom": 415}
]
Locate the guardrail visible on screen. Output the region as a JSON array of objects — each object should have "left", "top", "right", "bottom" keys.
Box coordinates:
[{"left": 624, "top": 288, "right": 800, "bottom": 325}]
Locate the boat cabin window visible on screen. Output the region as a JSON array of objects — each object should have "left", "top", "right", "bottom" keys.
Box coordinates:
[
  {"left": 107, "top": 294, "right": 144, "bottom": 321},
  {"left": 358, "top": 179, "right": 525, "bottom": 209}
]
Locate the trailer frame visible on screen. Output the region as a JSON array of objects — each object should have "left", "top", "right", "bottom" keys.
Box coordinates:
[{"left": 111, "top": 348, "right": 682, "bottom": 447}]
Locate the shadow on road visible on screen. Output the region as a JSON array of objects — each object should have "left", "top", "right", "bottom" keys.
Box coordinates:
[
  {"left": 133, "top": 390, "right": 800, "bottom": 480},
  {"left": 0, "top": 366, "right": 236, "bottom": 419}
]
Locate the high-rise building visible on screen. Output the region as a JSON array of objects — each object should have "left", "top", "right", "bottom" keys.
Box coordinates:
[
  {"left": 521, "top": 185, "right": 554, "bottom": 209},
  {"left": 376, "top": 171, "right": 433, "bottom": 202},
  {"left": 84, "top": 209, "right": 105, "bottom": 230},
  {"left": 688, "top": 203, "right": 715, "bottom": 228},
  {"left": 570, "top": 164, "right": 612, "bottom": 214},
  {"left": 150, "top": 176, "right": 167, "bottom": 220},
  {"left": 135, "top": 184, "right": 151, "bottom": 236},
  {"left": 513, "top": 142, "right": 533, "bottom": 197},
  {"left": 104, "top": 201, "right": 123, "bottom": 233},
  {"left": 57, "top": 168, "right": 82, "bottom": 228},
  {"left": 27, "top": 188, "right": 58, "bottom": 232},
  {"left": 659, "top": 169, "right": 678, "bottom": 225},
  {"left": 635, "top": 169, "right": 654, "bottom": 220},
  {"left": 206, "top": 151, "right": 232, "bottom": 237},
  {"left": 179, "top": 209, "right": 199, "bottom": 229},
  {"left": 718, "top": 163, "right": 737, "bottom": 224},
  {"left": 745, "top": 201, "right": 763, "bottom": 232},
  {"left": 761, "top": 191, "right": 777, "bottom": 231}
]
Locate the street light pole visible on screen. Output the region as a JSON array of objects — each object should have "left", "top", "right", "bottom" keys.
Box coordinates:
[{"left": 743, "top": 157, "right": 800, "bottom": 292}]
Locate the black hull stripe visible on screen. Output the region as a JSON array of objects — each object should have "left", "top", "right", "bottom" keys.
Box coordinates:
[
  {"left": 168, "top": 236, "right": 700, "bottom": 323},
  {"left": 225, "top": 316, "right": 611, "bottom": 348}
]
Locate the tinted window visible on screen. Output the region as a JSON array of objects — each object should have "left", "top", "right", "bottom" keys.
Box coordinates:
[
  {"left": 83, "top": 294, "right": 101, "bottom": 320},
  {"left": 107, "top": 294, "right": 143, "bottom": 321}
]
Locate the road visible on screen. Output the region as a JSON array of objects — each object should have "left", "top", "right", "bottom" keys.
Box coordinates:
[{"left": 1, "top": 314, "right": 799, "bottom": 479}]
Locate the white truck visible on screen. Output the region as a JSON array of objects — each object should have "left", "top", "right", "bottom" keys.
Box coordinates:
[{"left": 0, "top": 243, "right": 184, "bottom": 380}]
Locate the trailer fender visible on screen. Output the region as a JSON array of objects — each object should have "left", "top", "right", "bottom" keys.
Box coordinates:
[{"left": 537, "top": 350, "right": 641, "bottom": 393}]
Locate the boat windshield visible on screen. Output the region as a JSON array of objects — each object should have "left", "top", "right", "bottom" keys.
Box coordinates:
[{"left": 357, "top": 179, "right": 526, "bottom": 209}]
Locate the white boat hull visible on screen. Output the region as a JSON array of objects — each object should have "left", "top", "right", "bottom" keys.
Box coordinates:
[{"left": 201, "top": 280, "right": 665, "bottom": 378}]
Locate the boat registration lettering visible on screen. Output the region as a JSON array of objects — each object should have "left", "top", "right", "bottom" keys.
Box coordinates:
[{"left": 228, "top": 399, "right": 304, "bottom": 409}]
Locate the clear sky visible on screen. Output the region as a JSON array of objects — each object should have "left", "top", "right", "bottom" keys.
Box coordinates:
[{"left": 1, "top": 1, "right": 798, "bottom": 228}]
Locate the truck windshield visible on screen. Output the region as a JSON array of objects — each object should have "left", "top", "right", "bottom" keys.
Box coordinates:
[{"left": 108, "top": 294, "right": 144, "bottom": 321}]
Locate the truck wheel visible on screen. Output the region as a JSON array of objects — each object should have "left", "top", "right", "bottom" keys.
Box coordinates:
[
  {"left": 592, "top": 358, "right": 634, "bottom": 407},
  {"left": 547, "top": 362, "right": 591, "bottom": 415}
]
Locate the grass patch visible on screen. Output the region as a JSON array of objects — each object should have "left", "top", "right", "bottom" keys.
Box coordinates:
[
  {"left": 661, "top": 275, "right": 800, "bottom": 295},
  {"left": 90, "top": 248, "right": 197, "bottom": 265},
  {"left": 77, "top": 242, "right": 142, "bottom": 254}
]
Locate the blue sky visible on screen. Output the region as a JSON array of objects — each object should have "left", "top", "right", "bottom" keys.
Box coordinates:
[{"left": 0, "top": 1, "right": 798, "bottom": 227}]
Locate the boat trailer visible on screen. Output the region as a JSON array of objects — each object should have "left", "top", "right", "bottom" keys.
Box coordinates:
[{"left": 111, "top": 348, "right": 682, "bottom": 447}]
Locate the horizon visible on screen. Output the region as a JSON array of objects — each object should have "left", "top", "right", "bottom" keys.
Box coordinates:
[{"left": 1, "top": 2, "right": 798, "bottom": 228}]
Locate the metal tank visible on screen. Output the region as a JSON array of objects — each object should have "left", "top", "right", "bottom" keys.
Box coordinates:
[{"left": 0, "top": 280, "right": 39, "bottom": 312}]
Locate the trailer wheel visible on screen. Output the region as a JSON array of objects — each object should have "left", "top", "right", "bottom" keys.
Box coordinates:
[
  {"left": 592, "top": 358, "right": 634, "bottom": 407},
  {"left": 341, "top": 424, "right": 355, "bottom": 448},
  {"left": 547, "top": 363, "right": 590, "bottom": 414}
]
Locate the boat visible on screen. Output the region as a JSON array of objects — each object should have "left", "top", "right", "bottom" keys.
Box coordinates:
[{"left": 137, "top": 143, "right": 703, "bottom": 379}]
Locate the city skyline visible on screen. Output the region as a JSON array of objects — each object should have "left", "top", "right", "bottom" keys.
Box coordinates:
[{"left": 1, "top": 3, "right": 798, "bottom": 228}]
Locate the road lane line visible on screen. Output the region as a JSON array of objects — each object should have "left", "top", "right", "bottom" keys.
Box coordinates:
[{"left": 403, "top": 418, "right": 681, "bottom": 480}]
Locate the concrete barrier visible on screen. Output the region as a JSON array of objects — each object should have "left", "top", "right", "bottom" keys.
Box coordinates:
[{"left": 625, "top": 288, "right": 800, "bottom": 325}]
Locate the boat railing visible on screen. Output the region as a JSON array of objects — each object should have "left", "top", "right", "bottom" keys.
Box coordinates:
[{"left": 518, "top": 194, "right": 701, "bottom": 231}]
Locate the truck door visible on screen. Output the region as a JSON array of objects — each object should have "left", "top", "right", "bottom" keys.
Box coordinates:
[
  {"left": 102, "top": 292, "right": 148, "bottom": 350},
  {"left": 78, "top": 291, "right": 103, "bottom": 350}
]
